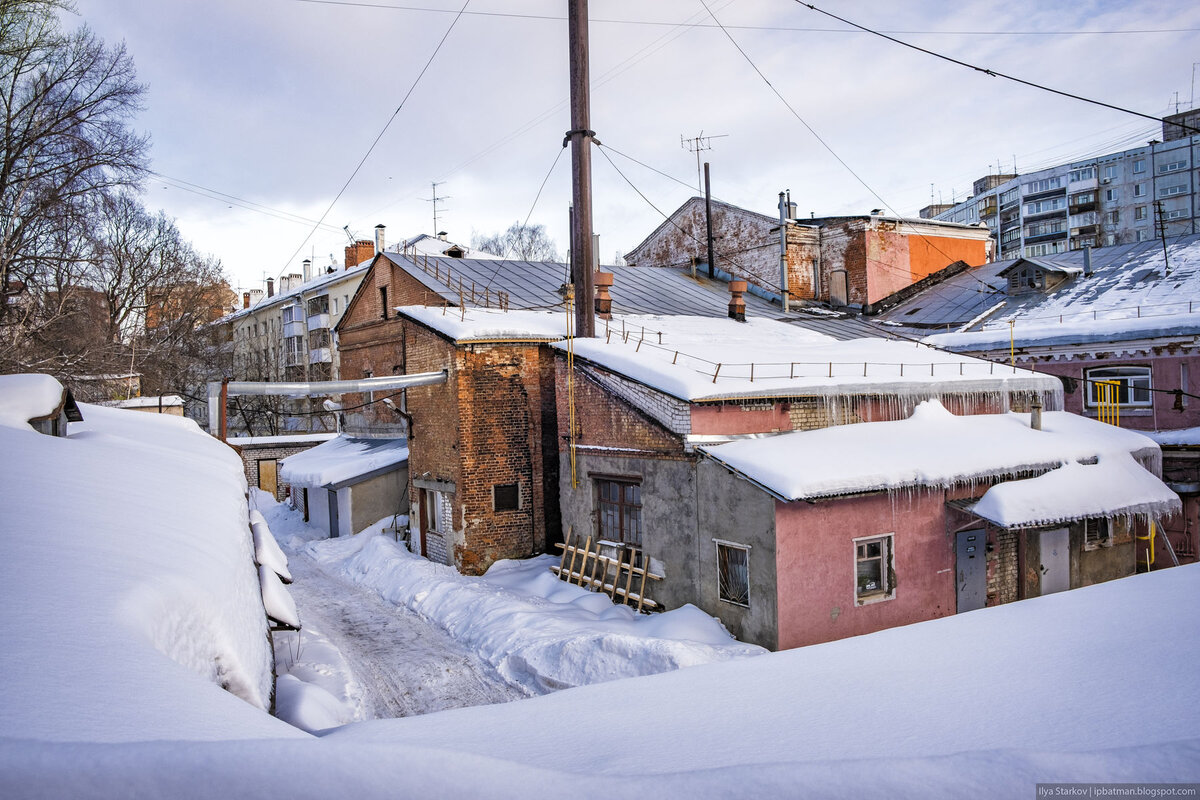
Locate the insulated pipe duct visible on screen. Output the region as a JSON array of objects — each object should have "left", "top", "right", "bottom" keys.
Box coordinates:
[{"left": 207, "top": 370, "right": 448, "bottom": 438}]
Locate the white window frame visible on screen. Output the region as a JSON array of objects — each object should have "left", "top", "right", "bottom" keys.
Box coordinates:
[
  {"left": 1086, "top": 366, "right": 1152, "bottom": 408},
  {"left": 714, "top": 539, "right": 750, "bottom": 608},
  {"left": 853, "top": 533, "right": 895, "bottom": 605}
]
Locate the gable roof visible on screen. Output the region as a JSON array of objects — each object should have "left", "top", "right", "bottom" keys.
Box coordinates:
[
  {"left": 625, "top": 196, "right": 791, "bottom": 262},
  {"left": 995, "top": 258, "right": 1083, "bottom": 278}
]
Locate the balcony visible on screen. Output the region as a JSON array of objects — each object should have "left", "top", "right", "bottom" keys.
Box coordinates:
[
  {"left": 306, "top": 312, "right": 330, "bottom": 332},
  {"left": 309, "top": 347, "right": 332, "bottom": 364},
  {"left": 283, "top": 319, "right": 305, "bottom": 339},
  {"left": 284, "top": 350, "right": 303, "bottom": 367}
]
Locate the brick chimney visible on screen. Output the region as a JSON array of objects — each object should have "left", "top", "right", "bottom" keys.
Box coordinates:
[
  {"left": 728, "top": 280, "right": 747, "bottom": 322},
  {"left": 344, "top": 240, "right": 374, "bottom": 270},
  {"left": 243, "top": 292, "right": 250, "bottom": 309},
  {"left": 594, "top": 271, "right": 613, "bottom": 319},
  {"left": 266, "top": 278, "right": 274, "bottom": 298}
]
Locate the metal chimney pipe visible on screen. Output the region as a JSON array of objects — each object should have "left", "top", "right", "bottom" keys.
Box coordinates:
[
  {"left": 1030, "top": 394, "right": 1043, "bottom": 431},
  {"left": 778, "top": 191, "right": 790, "bottom": 313},
  {"left": 1083, "top": 245, "right": 1093, "bottom": 277},
  {"left": 375, "top": 224, "right": 386, "bottom": 255}
]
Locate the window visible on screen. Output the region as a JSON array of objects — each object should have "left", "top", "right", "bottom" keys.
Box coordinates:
[
  {"left": 493, "top": 483, "right": 520, "bottom": 512},
  {"left": 1104, "top": 188, "right": 1117, "bottom": 202},
  {"left": 1086, "top": 366, "right": 1152, "bottom": 408},
  {"left": 1135, "top": 206, "right": 1148, "bottom": 221},
  {"left": 1084, "top": 519, "right": 1112, "bottom": 550},
  {"left": 332, "top": 297, "right": 339, "bottom": 314},
  {"left": 307, "top": 295, "right": 329, "bottom": 316},
  {"left": 1137, "top": 229, "right": 1150, "bottom": 242},
  {"left": 422, "top": 489, "right": 445, "bottom": 534},
  {"left": 1024, "top": 241, "right": 1067, "bottom": 257},
  {"left": 1133, "top": 158, "right": 1146, "bottom": 174},
  {"left": 308, "top": 328, "right": 331, "bottom": 349},
  {"left": 1103, "top": 164, "right": 1119, "bottom": 180},
  {"left": 1133, "top": 183, "right": 1146, "bottom": 197},
  {"left": 1024, "top": 197, "right": 1067, "bottom": 216},
  {"left": 379, "top": 286, "right": 389, "bottom": 320},
  {"left": 1109, "top": 210, "right": 1120, "bottom": 225},
  {"left": 1165, "top": 209, "right": 1189, "bottom": 220},
  {"left": 854, "top": 534, "right": 894, "bottom": 603},
  {"left": 1023, "top": 177, "right": 1062, "bottom": 194},
  {"left": 716, "top": 541, "right": 750, "bottom": 607},
  {"left": 1068, "top": 166, "right": 1095, "bottom": 182},
  {"left": 1000, "top": 187, "right": 1021, "bottom": 206},
  {"left": 1070, "top": 191, "right": 1095, "bottom": 205},
  {"left": 596, "top": 478, "right": 642, "bottom": 548},
  {"left": 1159, "top": 185, "right": 1188, "bottom": 198},
  {"left": 1159, "top": 160, "right": 1188, "bottom": 173},
  {"left": 1025, "top": 219, "right": 1066, "bottom": 238}
]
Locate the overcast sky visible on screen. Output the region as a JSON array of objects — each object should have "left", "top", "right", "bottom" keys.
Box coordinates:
[{"left": 71, "top": 0, "right": 1200, "bottom": 292}]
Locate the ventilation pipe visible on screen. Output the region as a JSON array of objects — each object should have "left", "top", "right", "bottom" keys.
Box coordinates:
[
  {"left": 594, "top": 271, "right": 613, "bottom": 318},
  {"left": 1030, "top": 394, "right": 1043, "bottom": 431},
  {"left": 1083, "top": 245, "right": 1093, "bottom": 277},
  {"left": 778, "top": 191, "right": 790, "bottom": 313},
  {"left": 303, "top": 258, "right": 312, "bottom": 282},
  {"left": 375, "top": 224, "right": 386, "bottom": 255},
  {"left": 728, "top": 280, "right": 747, "bottom": 322}
]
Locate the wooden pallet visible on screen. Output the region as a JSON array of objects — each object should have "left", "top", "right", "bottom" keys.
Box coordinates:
[{"left": 550, "top": 528, "right": 663, "bottom": 612}]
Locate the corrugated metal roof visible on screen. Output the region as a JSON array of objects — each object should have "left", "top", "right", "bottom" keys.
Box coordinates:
[
  {"left": 878, "top": 235, "right": 1200, "bottom": 332},
  {"left": 384, "top": 254, "right": 891, "bottom": 342}
]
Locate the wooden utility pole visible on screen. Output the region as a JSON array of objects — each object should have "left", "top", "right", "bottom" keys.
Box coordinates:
[{"left": 568, "top": 0, "right": 595, "bottom": 338}]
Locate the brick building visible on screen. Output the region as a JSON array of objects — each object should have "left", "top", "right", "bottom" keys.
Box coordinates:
[
  {"left": 623, "top": 197, "right": 991, "bottom": 312},
  {"left": 383, "top": 308, "right": 567, "bottom": 573},
  {"left": 551, "top": 314, "right": 1176, "bottom": 650},
  {"left": 226, "top": 432, "right": 338, "bottom": 501}
]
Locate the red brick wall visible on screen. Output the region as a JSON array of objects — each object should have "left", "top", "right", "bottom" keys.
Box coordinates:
[{"left": 555, "top": 357, "right": 685, "bottom": 455}]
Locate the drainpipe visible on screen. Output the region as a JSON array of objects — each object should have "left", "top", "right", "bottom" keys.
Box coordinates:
[{"left": 778, "top": 191, "right": 790, "bottom": 312}]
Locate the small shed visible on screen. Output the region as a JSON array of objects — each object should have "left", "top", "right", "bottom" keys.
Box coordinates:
[
  {"left": 279, "top": 436, "right": 409, "bottom": 538},
  {"left": 0, "top": 374, "right": 83, "bottom": 436}
]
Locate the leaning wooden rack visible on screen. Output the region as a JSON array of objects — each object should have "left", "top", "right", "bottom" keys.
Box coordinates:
[{"left": 550, "top": 529, "right": 663, "bottom": 612}]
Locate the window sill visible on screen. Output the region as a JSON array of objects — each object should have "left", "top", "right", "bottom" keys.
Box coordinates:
[{"left": 855, "top": 591, "right": 896, "bottom": 607}]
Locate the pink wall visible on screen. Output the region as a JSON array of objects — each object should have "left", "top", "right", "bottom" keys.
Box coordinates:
[
  {"left": 1025, "top": 353, "right": 1200, "bottom": 431},
  {"left": 690, "top": 403, "right": 791, "bottom": 435},
  {"left": 775, "top": 491, "right": 956, "bottom": 650}
]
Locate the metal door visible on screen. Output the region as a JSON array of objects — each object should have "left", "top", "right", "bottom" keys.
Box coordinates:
[
  {"left": 1039, "top": 528, "right": 1070, "bottom": 595},
  {"left": 956, "top": 529, "right": 986, "bottom": 612},
  {"left": 830, "top": 269, "right": 849, "bottom": 307}
]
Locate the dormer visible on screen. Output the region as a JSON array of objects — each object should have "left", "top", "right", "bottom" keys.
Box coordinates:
[{"left": 998, "top": 258, "right": 1081, "bottom": 296}]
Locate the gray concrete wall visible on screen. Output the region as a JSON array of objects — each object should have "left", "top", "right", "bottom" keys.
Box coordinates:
[
  {"left": 349, "top": 467, "right": 409, "bottom": 535},
  {"left": 695, "top": 459, "right": 779, "bottom": 650},
  {"left": 559, "top": 451, "right": 779, "bottom": 650}
]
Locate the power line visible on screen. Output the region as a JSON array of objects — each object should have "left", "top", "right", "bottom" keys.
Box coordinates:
[
  {"left": 286, "top": 1, "right": 1200, "bottom": 36},
  {"left": 274, "top": 0, "right": 472, "bottom": 281},
  {"left": 151, "top": 171, "right": 344, "bottom": 234},
  {"left": 481, "top": 144, "right": 568, "bottom": 292},
  {"left": 796, "top": 2, "right": 1200, "bottom": 136}
]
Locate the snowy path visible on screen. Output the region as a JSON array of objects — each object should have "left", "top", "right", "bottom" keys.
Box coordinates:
[{"left": 281, "top": 553, "right": 527, "bottom": 720}]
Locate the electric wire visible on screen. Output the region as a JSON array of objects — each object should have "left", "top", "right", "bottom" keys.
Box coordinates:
[
  {"left": 480, "top": 144, "right": 568, "bottom": 293},
  {"left": 272, "top": 0, "right": 472, "bottom": 285},
  {"left": 796, "top": 2, "right": 1200, "bottom": 137}
]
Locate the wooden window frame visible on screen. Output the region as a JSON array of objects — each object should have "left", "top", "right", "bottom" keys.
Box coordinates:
[{"left": 854, "top": 533, "right": 895, "bottom": 605}]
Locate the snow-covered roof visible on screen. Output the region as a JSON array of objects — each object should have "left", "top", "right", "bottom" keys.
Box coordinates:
[
  {"left": 398, "top": 306, "right": 570, "bottom": 343},
  {"left": 226, "top": 432, "right": 339, "bottom": 447},
  {"left": 924, "top": 311, "right": 1200, "bottom": 352},
  {"left": 220, "top": 259, "right": 373, "bottom": 322},
  {"left": 106, "top": 394, "right": 184, "bottom": 409},
  {"left": 971, "top": 453, "right": 1179, "bottom": 528},
  {"left": 699, "top": 400, "right": 1164, "bottom": 502},
  {"left": 881, "top": 235, "right": 1200, "bottom": 344},
  {"left": 996, "top": 257, "right": 1083, "bottom": 277},
  {"left": 279, "top": 436, "right": 408, "bottom": 488},
  {"left": 1145, "top": 426, "right": 1200, "bottom": 447},
  {"left": 0, "top": 373, "right": 71, "bottom": 428},
  {"left": 555, "top": 315, "right": 1061, "bottom": 403},
  {"left": 398, "top": 233, "right": 498, "bottom": 260}
]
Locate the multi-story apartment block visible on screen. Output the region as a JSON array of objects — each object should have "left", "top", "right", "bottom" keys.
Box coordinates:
[{"left": 927, "top": 111, "right": 1199, "bottom": 260}]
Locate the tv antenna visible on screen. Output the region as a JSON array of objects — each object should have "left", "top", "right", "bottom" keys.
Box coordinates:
[
  {"left": 342, "top": 225, "right": 356, "bottom": 245},
  {"left": 681, "top": 131, "right": 728, "bottom": 192},
  {"left": 424, "top": 181, "right": 450, "bottom": 234}
]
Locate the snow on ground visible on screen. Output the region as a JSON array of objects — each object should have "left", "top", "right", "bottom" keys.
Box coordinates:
[
  {"left": 3, "top": 375, "right": 1198, "bottom": 797},
  {"left": 257, "top": 494, "right": 765, "bottom": 697}
]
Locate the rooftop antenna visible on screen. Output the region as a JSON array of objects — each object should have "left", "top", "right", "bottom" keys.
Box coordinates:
[
  {"left": 424, "top": 181, "right": 450, "bottom": 234},
  {"left": 681, "top": 131, "right": 728, "bottom": 192},
  {"left": 342, "top": 225, "right": 355, "bottom": 245},
  {"left": 1192, "top": 62, "right": 1199, "bottom": 109}
]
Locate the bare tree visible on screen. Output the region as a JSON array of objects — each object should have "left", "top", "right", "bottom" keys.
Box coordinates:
[
  {"left": 0, "top": 0, "right": 148, "bottom": 324},
  {"left": 473, "top": 222, "right": 559, "bottom": 261}
]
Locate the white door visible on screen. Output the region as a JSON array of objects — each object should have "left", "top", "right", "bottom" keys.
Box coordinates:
[{"left": 1039, "top": 528, "right": 1070, "bottom": 595}]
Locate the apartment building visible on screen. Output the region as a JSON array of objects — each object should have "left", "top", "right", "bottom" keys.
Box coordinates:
[{"left": 929, "top": 111, "right": 1199, "bottom": 260}]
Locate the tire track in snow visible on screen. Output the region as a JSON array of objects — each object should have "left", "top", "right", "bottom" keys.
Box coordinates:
[{"left": 284, "top": 553, "right": 527, "bottom": 720}]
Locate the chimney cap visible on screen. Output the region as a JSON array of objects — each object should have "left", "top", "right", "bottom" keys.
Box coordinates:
[{"left": 375, "top": 223, "right": 386, "bottom": 229}]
